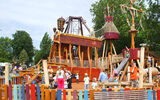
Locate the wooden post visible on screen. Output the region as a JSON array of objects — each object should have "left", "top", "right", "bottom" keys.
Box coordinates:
[
  {"left": 105, "top": 42, "right": 109, "bottom": 57},
  {"left": 152, "top": 58, "right": 154, "bottom": 67},
  {"left": 43, "top": 60, "right": 49, "bottom": 86},
  {"left": 127, "top": 65, "right": 130, "bottom": 81},
  {"left": 139, "top": 47, "right": 145, "bottom": 88},
  {"left": 110, "top": 40, "right": 113, "bottom": 56},
  {"left": 78, "top": 45, "right": 83, "bottom": 68},
  {"left": 82, "top": 52, "right": 84, "bottom": 68},
  {"left": 95, "top": 47, "right": 98, "bottom": 68},
  {"left": 102, "top": 40, "right": 106, "bottom": 58},
  {"left": 149, "top": 67, "right": 152, "bottom": 83},
  {"left": 5, "top": 63, "right": 9, "bottom": 85},
  {"left": 107, "top": 53, "right": 110, "bottom": 74},
  {"left": 65, "top": 48, "right": 68, "bottom": 64},
  {"left": 58, "top": 43, "right": 61, "bottom": 63},
  {"left": 69, "top": 44, "right": 73, "bottom": 67},
  {"left": 87, "top": 47, "right": 92, "bottom": 78},
  {"left": 112, "top": 43, "right": 117, "bottom": 55}
]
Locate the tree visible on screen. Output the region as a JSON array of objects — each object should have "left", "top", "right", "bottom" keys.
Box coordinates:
[
  {"left": 0, "top": 37, "right": 13, "bottom": 62},
  {"left": 90, "top": 0, "right": 146, "bottom": 54},
  {"left": 40, "top": 32, "right": 52, "bottom": 59},
  {"left": 19, "top": 49, "right": 29, "bottom": 64},
  {"left": 12, "top": 31, "right": 34, "bottom": 63},
  {"left": 34, "top": 32, "right": 52, "bottom": 64},
  {"left": 145, "top": 0, "right": 160, "bottom": 55}
]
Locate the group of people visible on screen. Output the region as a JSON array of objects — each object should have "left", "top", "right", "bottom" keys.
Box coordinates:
[{"left": 54, "top": 66, "right": 72, "bottom": 89}]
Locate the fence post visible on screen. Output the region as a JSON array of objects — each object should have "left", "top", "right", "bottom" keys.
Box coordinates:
[
  {"left": 5, "top": 63, "right": 9, "bottom": 85},
  {"left": 42, "top": 60, "right": 49, "bottom": 86}
]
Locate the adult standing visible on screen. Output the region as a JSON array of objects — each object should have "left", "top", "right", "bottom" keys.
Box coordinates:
[
  {"left": 64, "top": 68, "right": 72, "bottom": 89},
  {"left": 129, "top": 62, "right": 139, "bottom": 88},
  {"left": 56, "top": 66, "right": 65, "bottom": 89},
  {"left": 98, "top": 69, "right": 108, "bottom": 82}
]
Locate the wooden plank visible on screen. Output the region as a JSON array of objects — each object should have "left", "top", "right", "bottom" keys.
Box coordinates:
[
  {"left": 31, "top": 84, "right": 36, "bottom": 100},
  {"left": 43, "top": 60, "right": 49, "bottom": 86},
  {"left": 45, "top": 89, "right": 50, "bottom": 100},
  {"left": 37, "top": 84, "right": 41, "bottom": 100},
  {"left": 5, "top": 63, "right": 9, "bottom": 85},
  {"left": 79, "top": 90, "right": 83, "bottom": 100},
  {"left": 90, "top": 90, "right": 94, "bottom": 100},
  {"left": 51, "top": 89, "right": 56, "bottom": 100},
  {"left": 63, "top": 90, "right": 66, "bottom": 100},
  {"left": 73, "top": 90, "right": 77, "bottom": 100},
  {"left": 4, "top": 85, "right": 8, "bottom": 100},
  {"left": 68, "top": 89, "right": 71, "bottom": 100},
  {"left": 41, "top": 85, "right": 44, "bottom": 100},
  {"left": 82, "top": 52, "right": 84, "bottom": 68}
]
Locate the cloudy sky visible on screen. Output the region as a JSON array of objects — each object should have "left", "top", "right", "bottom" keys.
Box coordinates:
[{"left": 0, "top": 0, "right": 98, "bottom": 49}]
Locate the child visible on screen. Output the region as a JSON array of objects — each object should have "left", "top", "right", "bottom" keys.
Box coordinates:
[
  {"left": 114, "top": 73, "right": 119, "bottom": 88},
  {"left": 92, "top": 78, "right": 98, "bottom": 89},
  {"left": 75, "top": 73, "right": 79, "bottom": 84},
  {"left": 64, "top": 81, "right": 68, "bottom": 89},
  {"left": 84, "top": 73, "right": 89, "bottom": 89}
]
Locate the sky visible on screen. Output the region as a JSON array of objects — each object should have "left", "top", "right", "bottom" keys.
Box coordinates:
[{"left": 0, "top": 0, "right": 98, "bottom": 50}]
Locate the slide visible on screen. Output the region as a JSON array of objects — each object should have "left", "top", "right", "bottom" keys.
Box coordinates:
[{"left": 108, "top": 58, "right": 129, "bottom": 82}]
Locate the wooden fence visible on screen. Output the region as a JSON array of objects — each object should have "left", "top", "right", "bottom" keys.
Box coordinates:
[{"left": 0, "top": 84, "right": 160, "bottom": 100}]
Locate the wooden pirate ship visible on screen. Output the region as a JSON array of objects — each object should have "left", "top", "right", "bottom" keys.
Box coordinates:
[{"left": 48, "top": 16, "right": 103, "bottom": 81}]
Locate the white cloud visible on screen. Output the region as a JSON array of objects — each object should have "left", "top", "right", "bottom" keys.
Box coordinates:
[{"left": 0, "top": 0, "right": 98, "bottom": 49}]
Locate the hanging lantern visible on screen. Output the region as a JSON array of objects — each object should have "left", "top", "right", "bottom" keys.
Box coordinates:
[{"left": 57, "top": 17, "right": 65, "bottom": 32}]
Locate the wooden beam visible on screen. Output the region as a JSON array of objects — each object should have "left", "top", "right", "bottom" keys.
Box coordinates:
[
  {"left": 69, "top": 44, "right": 73, "bottom": 68},
  {"left": 5, "top": 63, "right": 9, "bottom": 85},
  {"left": 95, "top": 47, "right": 98, "bottom": 68},
  {"left": 43, "top": 60, "right": 49, "bottom": 86},
  {"left": 110, "top": 40, "right": 113, "bottom": 56},
  {"left": 78, "top": 45, "right": 83, "bottom": 68},
  {"left": 65, "top": 48, "right": 68, "bottom": 65},
  {"left": 58, "top": 43, "right": 61, "bottom": 63},
  {"left": 102, "top": 40, "right": 106, "bottom": 58},
  {"left": 112, "top": 43, "right": 117, "bottom": 55},
  {"left": 105, "top": 42, "right": 109, "bottom": 57},
  {"left": 82, "top": 52, "right": 84, "bottom": 68},
  {"left": 88, "top": 47, "right": 92, "bottom": 78},
  {"left": 139, "top": 47, "right": 145, "bottom": 88}
]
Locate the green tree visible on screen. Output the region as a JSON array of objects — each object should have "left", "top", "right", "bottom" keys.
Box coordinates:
[
  {"left": 145, "top": 0, "right": 160, "bottom": 55},
  {"left": 0, "top": 37, "right": 13, "bottom": 62},
  {"left": 19, "top": 49, "right": 29, "bottom": 64},
  {"left": 34, "top": 50, "right": 41, "bottom": 64},
  {"left": 12, "top": 31, "right": 34, "bottom": 63},
  {"left": 90, "top": 0, "right": 146, "bottom": 55},
  {"left": 34, "top": 32, "right": 52, "bottom": 64}
]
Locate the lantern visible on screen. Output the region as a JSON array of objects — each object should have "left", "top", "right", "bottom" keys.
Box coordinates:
[{"left": 57, "top": 17, "right": 65, "bottom": 32}]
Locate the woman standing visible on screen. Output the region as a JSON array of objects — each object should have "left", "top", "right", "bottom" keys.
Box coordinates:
[{"left": 56, "top": 66, "right": 65, "bottom": 89}]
